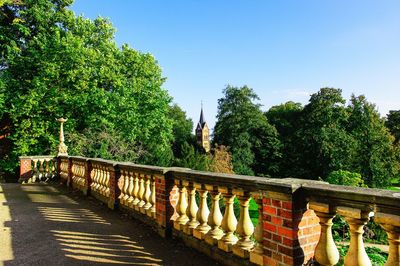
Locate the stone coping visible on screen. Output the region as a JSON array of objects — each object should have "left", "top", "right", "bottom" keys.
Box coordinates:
[{"left": 19, "top": 155, "right": 56, "bottom": 160}]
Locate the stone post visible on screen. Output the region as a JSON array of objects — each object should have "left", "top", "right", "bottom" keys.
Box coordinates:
[
  {"left": 19, "top": 157, "right": 32, "bottom": 183},
  {"left": 107, "top": 163, "right": 121, "bottom": 210},
  {"left": 56, "top": 118, "right": 68, "bottom": 156}
]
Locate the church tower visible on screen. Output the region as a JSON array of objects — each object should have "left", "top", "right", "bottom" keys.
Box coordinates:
[{"left": 196, "top": 105, "right": 210, "bottom": 152}]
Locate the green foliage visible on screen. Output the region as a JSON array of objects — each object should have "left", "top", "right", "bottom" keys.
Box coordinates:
[
  {"left": 264, "top": 88, "right": 398, "bottom": 188},
  {"left": 266, "top": 101, "right": 303, "bottom": 177},
  {"left": 169, "top": 104, "right": 194, "bottom": 159},
  {"left": 347, "top": 95, "right": 397, "bottom": 188},
  {"left": 326, "top": 170, "right": 366, "bottom": 187},
  {"left": 336, "top": 245, "right": 387, "bottom": 266},
  {"left": 0, "top": 0, "right": 173, "bottom": 176},
  {"left": 174, "top": 142, "right": 210, "bottom": 171},
  {"left": 295, "top": 88, "right": 357, "bottom": 180},
  {"left": 386, "top": 110, "right": 400, "bottom": 144},
  {"left": 214, "top": 85, "right": 282, "bottom": 176}
]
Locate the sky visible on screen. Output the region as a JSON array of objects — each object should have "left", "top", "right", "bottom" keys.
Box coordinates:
[{"left": 71, "top": 0, "right": 400, "bottom": 132}]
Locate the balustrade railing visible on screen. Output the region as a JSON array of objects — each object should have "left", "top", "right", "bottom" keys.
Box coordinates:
[
  {"left": 18, "top": 155, "right": 400, "bottom": 266},
  {"left": 19, "top": 156, "right": 57, "bottom": 183}
]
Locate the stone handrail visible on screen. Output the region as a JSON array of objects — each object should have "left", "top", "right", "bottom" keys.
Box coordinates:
[
  {"left": 19, "top": 155, "right": 57, "bottom": 183},
  {"left": 18, "top": 155, "right": 400, "bottom": 266}
]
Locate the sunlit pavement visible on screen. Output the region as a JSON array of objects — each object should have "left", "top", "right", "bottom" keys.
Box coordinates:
[{"left": 0, "top": 183, "right": 218, "bottom": 265}]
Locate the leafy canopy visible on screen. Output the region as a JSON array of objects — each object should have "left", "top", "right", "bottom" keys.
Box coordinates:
[{"left": 0, "top": 0, "right": 173, "bottom": 177}]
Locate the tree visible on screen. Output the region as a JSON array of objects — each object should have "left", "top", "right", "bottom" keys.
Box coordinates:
[
  {"left": 208, "top": 145, "right": 234, "bottom": 174},
  {"left": 214, "top": 85, "right": 281, "bottom": 176},
  {"left": 295, "top": 88, "right": 357, "bottom": 180},
  {"left": 0, "top": 0, "right": 173, "bottom": 178},
  {"left": 326, "top": 170, "right": 366, "bottom": 187},
  {"left": 266, "top": 101, "right": 303, "bottom": 177},
  {"left": 347, "top": 95, "right": 397, "bottom": 188},
  {"left": 168, "top": 104, "right": 194, "bottom": 159},
  {"left": 386, "top": 110, "right": 400, "bottom": 144}
]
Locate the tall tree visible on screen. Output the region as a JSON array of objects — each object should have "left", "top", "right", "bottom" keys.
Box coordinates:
[
  {"left": 386, "top": 110, "right": 400, "bottom": 144},
  {"left": 266, "top": 101, "right": 303, "bottom": 177},
  {"left": 0, "top": 0, "right": 173, "bottom": 177},
  {"left": 168, "top": 104, "right": 194, "bottom": 159},
  {"left": 214, "top": 85, "right": 281, "bottom": 176},
  {"left": 347, "top": 95, "right": 397, "bottom": 188},
  {"left": 296, "top": 88, "right": 357, "bottom": 180}
]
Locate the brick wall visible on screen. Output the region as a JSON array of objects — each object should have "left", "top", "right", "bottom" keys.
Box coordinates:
[
  {"left": 263, "top": 192, "right": 320, "bottom": 266},
  {"left": 19, "top": 158, "right": 32, "bottom": 182}
]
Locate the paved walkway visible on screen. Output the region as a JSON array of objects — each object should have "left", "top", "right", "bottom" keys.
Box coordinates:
[{"left": 0, "top": 183, "right": 219, "bottom": 266}]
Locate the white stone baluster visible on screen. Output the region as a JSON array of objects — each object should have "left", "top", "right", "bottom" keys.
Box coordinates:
[
  {"left": 232, "top": 192, "right": 254, "bottom": 258},
  {"left": 174, "top": 180, "right": 189, "bottom": 230},
  {"left": 193, "top": 183, "right": 211, "bottom": 240},
  {"left": 218, "top": 188, "right": 238, "bottom": 252},
  {"left": 374, "top": 212, "right": 400, "bottom": 266},
  {"left": 149, "top": 176, "right": 156, "bottom": 218},
  {"left": 126, "top": 172, "right": 134, "bottom": 206},
  {"left": 136, "top": 174, "right": 146, "bottom": 210},
  {"left": 183, "top": 181, "right": 199, "bottom": 235},
  {"left": 143, "top": 175, "right": 152, "bottom": 213},
  {"left": 337, "top": 207, "right": 371, "bottom": 266},
  {"left": 309, "top": 202, "right": 339, "bottom": 266},
  {"left": 131, "top": 173, "right": 140, "bottom": 208},
  {"left": 205, "top": 185, "right": 224, "bottom": 245}
]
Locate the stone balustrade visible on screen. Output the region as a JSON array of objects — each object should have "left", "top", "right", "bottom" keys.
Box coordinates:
[
  {"left": 18, "top": 156, "right": 57, "bottom": 183},
  {"left": 18, "top": 155, "right": 400, "bottom": 266}
]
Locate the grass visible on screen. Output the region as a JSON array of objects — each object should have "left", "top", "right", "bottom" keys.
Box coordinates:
[{"left": 336, "top": 245, "right": 387, "bottom": 266}]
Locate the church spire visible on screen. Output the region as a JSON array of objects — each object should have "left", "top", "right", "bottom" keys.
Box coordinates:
[
  {"left": 196, "top": 102, "right": 210, "bottom": 152},
  {"left": 199, "top": 102, "right": 205, "bottom": 126}
]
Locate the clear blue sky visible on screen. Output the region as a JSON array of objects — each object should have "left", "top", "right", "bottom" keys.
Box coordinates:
[{"left": 71, "top": 0, "right": 400, "bottom": 131}]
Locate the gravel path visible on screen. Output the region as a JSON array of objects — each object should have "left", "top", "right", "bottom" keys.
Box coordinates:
[{"left": 0, "top": 183, "right": 219, "bottom": 266}]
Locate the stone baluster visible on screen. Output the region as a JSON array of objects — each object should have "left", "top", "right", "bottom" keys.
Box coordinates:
[
  {"left": 218, "top": 187, "right": 238, "bottom": 252},
  {"left": 249, "top": 196, "right": 263, "bottom": 265},
  {"left": 92, "top": 166, "right": 98, "bottom": 191},
  {"left": 122, "top": 171, "right": 130, "bottom": 203},
  {"left": 136, "top": 174, "right": 146, "bottom": 210},
  {"left": 143, "top": 175, "right": 152, "bottom": 213},
  {"left": 205, "top": 185, "right": 224, "bottom": 245},
  {"left": 193, "top": 183, "right": 211, "bottom": 239},
  {"left": 51, "top": 158, "right": 56, "bottom": 179},
  {"left": 183, "top": 181, "right": 199, "bottom": 235},
  {"left": 149, "top": 176, "right": 156, "bottom": 218},
  {"left": 95, "top": 167, "right": 101, "bottom": 192},
  {"left": 32, "top": 159, "right": 39, "bottom": 182},
  {"left": 104, "top": 170, "right": 110, "bottom": 196},
  {"left": 131, "top": 173, "right": 140, "bottom": 208},
  {"left": 374, "top": 212, "right": 400, "bottom": 266},
  {"left": 98, "top": 167, "right": 104, "bottom": 193},
  {"left": 90, "top": 165, "right": 95, "bottom": 190},
  {"left": 126, "top": 172, "right": 134, "bottom": 206},
  {"left": 100, "top": 166, "right": 106, "bottom": 195},
  {"left": 309, "top": 202, "right": 339, "bottom": 266},
  {"left": 118, "top": 170, "right": 126, "bottom": 201},
  {"left": 174, "top": 180, "right": 189, "bottom": 230},
  {"left": 38, "top": 159, "right": 45, "bottom": 181},
  {"left": 44, "top": 158, "right": 50, "bottom": 179},
  {"left": 337, "top": 207, "right": 372, "bottom": 266},
  {"left": 232, "top": 191, "right": 254, "bottom": 258}
]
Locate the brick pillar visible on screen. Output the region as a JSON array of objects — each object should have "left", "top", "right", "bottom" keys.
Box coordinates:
[
  {"left": 19, "top": 157, "right": 32, "bottom": 183},
  {"left": 107, "top": 163, "right": 120, "bottom": 210},
  {"left": 263, "top": 191, "right": 320, "bottom": 265},
  {"left": 155, "top": 173, "right": 175, "bottom": 238},
  {"left": 84, "top": 159, "right": 92, "bottom": 196}
]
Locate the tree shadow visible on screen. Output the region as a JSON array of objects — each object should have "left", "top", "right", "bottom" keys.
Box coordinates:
[{"left": 0, "top": 183, "right": 216, "bottom": 265}]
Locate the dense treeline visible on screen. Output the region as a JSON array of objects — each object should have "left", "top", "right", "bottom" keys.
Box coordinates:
[{"left": 213, "top": 86, "right": 399, "bottom": 188}]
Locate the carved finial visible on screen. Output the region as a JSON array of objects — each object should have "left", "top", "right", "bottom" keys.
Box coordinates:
[{"left": 56, "top": 118, "right": 68, "bottom": 156}]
